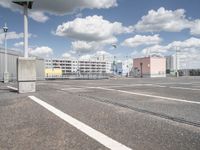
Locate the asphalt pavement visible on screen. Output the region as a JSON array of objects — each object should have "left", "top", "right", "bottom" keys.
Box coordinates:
[{"left": 0, "top": 77, "right": 200, "bottom": 150}]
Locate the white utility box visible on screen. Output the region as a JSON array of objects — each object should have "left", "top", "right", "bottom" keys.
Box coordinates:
[{"left": 17, "top": 57, "right": 36, "bottom": 93}]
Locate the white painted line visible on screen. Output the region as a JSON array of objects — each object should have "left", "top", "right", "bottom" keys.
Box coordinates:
[
  {"left": 7, "top": 86, "right": 18, "bottom": 91},
  {"left": 170, "top": 86, "right": 200, "bottom": 91},
  {"left": 93, "top": 87, "right": 200, "bottom": 105},
  {"left": 28, "top": 96, "right": 132, "bottom": 150},
  {"left": 61, "top": 87, "right": 84, "bottom": 90},
  {"left": 92, "top": 84, "right": 166, "bottom": 89},
  {"left": 149, "top": 84, "right": 166, "bottom": 88}
]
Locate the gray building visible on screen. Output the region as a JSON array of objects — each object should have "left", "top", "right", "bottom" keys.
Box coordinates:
[{"left": 0, "top": 47, "right": 45, "bottom": 81}]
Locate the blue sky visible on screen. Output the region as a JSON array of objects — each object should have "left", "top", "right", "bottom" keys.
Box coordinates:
[{"left": 0, "top": 0, "right": 200, "bottom": 65}]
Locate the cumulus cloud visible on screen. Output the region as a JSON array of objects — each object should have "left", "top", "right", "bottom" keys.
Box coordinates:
[
  {"left": 29, "top": 11, "right": 49, "bottom": 23},
  {"left": 62, "top": 52, "right": 71, "bottom": 58},
  {"left": 141, "top": 45, "right": 168, "bottom": 56},
  {"left": 190, "top": 19, "right": 200, "bottom": 36},
  {"left": 80, "top": 50, "right": 112, "bottom": 61},
  {"left": 71, "top": 41, "right": 105, "bottom": 54},
  {"left": 30, "top": 46, "right": 53, "bottom": 58},
  {"left": 0, "top": 32, "right": 24, "bottom": 44},
  {"left": 56, "top": 15, "right": 132, "bottom": 54},
  {"left": 56, "top": 15, "right": 132, "bottom": 42},
  {"left": 14, "top": 41, "right": 24, "bottom": 47},
  {"left": 0, "top": 0, "right": 117, "bottom": 22},
  {"left": 61, "top": 51, "right": 77, "bottom": 60},
  {"left": 122, "top": 34, "right": 162, "bottom": 48},
  {"left": 134, "top": 7, "right": 191, "bottom": 33}
]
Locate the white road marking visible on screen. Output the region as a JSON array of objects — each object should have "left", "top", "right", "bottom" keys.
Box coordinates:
[
  {"left": 170, "top": 86, "right": 200, "bottom": 91},
  {"left": 7, "top": 86, "right": 18, "bottom": 91},
  {"left": 61, "top": 87, "right": 84, "bottom": 90},
  {"left": 92, "top": 87, "right": 200, "bottom": 105},
  {"left": 149, "top": 84, "right": 166, "bottom": 88},
  {"left": 28, "top": 96, "right": 132, "bottom": 150}
]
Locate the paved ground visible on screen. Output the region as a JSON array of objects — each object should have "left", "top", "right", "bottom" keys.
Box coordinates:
[{"left": 0, "top": 77, "right": 200, "bottom": 150}]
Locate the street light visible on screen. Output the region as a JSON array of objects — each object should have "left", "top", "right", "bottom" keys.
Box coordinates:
[
  {"left": 175, "top": 47, "right": 181, "bottom": 78},
  {"left": 13, "top": 0, "right": 33, "bottom": 58},
  {"left": 12, "top": 1, "right": 36, "bottom": 94},
  {"left": 3, "top": 23, "right": 9, "bottom": 83}
]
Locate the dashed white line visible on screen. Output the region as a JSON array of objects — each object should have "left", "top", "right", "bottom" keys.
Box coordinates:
[
  {"left": 92, "top": 87, "right": 200, "bottom": 105},
  {"left": 170, "top": 86, "right": 200, "bottom": 91},
  {"left": 7, "top": 86, "right": 18, "bottom": 91},
  {"left": 28, "top": 96, "right": 132, "bottom": 150}
]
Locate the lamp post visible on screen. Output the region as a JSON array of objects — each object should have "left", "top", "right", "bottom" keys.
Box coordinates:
[
  {"left": 13, "top": 1, "right": 36, "bottom": 94},
  {"left": 13, "top": 0, "right": 33, "bottom": 58},
  {"left": 3, "top": 23, "right": 9, "bottom": 83},
  {"left": 175, "top": 47, "right": 180, "bottom": 78}
]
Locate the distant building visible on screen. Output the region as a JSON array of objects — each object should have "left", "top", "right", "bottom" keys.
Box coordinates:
[
  {"left": 0, "top": 47, "right": 45, "bottom": 81},
  {"left": 166, "top": 54, "right": 200, "bottom": 76},
  {"left": 45, "top": 58, "right": 112, "bottom": 77},
  {"left": 166, "top": 55, "right": 179, "bottom": 75},
  {"left": 114, "top": 60, "right": 132, "bottom": 76},
  {"left": 133, "top": 56, "right": 166, "bottom": 78}
]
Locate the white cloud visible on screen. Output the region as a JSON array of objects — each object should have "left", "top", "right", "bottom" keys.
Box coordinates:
[
  {"left": 14, "top": 41, "right": 24, "bottom": 47},
  {"left": 190, "top": 19, "right": 200, "bottom": 36},
  {"left": 0, "top": 0, "right": 117, "bottom": 22},
  {"left": 62, "top": 51, "right": 77, "bottom": 60},
  {"left": 56, "top": 15, "right": 132, "bottom": 54},
  {"left": 0, "top": 32, "right": 24, "bottom": 44},
  {"left": 141, "top": 45, "right": 168, "bottom": 56},
  {"left": 71, "top": 41, "right": 105, "bottom": 54},
  {"left": 55, "top": 15, "right": 132, "bottom": 42},
  {"left": 30, "top": 46, "right": 53, "bottom": 58},
  {"left": 29, "top": 11, "right": 49, "bottom": 23},
  {"left": 167, "top": 37, "right": 200, "bottom": 49},
  {"left": 122, "top": 34, "right": 162, "bottom": 48},
  {"left": 134, "top": 7, "right": 191, "bottom": 33},
  {"left": 80, "top": 50, "right": 112, "bottom": 61},
  {"left": 62, "top": 52, "right": 71, "bottom": 58},
  {"left": 79, "top": 54, "right": 93, "bottom": 60}
]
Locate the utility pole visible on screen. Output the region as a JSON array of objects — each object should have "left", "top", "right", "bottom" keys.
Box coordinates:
[
  {"left": 13, "top": 1, "right": 36, "bottom": 94},
  {"left": 13, "top": 0, "right": 33, "bottom": 58},
  {"left": 3, "top": 23, "right": 9, "bottom": 83},
  {"left": 175, "top": 47, "right": 179, "bottom": 78}
]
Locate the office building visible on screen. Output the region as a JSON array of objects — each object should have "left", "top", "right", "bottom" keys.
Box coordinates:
[{"left": 45, "top": 58, "right": 112, "bottom": 77}]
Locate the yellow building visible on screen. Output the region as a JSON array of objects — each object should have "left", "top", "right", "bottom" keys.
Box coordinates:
[{"left": 45, "top": 68, "right": 62, "bottom": 78}]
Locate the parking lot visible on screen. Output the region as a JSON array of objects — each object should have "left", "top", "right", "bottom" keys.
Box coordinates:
[{"left": 1, "top": 77, "right": 200, "bottom": 150}]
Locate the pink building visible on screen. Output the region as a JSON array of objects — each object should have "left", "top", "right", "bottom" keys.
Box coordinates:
[{"left": 133, "top": 56, "right": 166, "bottom": 77}]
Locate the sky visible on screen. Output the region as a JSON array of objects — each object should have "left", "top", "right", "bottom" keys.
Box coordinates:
[{"left": 0, "top": 0, "right": 200, "bottom": 68}]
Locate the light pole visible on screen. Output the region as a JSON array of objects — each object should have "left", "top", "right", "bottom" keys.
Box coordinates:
[
  {"left": 13, "top": 1, "right": 37, "bottom": 94},
  {"left": 3, "top": 23, "right": 9, "bottom": 83},
  {"left": 175, "top": 47, "right": 180, "bottom": 77},
  {"left": 13, "top": 0, "right": 33, "bottom": 58}
]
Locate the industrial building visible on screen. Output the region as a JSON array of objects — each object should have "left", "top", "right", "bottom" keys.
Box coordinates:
[
  {"left": 133, "top": 56, "right": 166, "bottom": 78},
  {"left": 45, "top": 58, "right": 112, "bottom": 78},
  {"left": 0, "top": 47, "right": 45, "bottom": 81}
]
